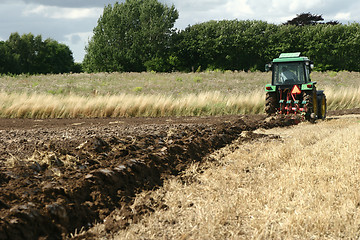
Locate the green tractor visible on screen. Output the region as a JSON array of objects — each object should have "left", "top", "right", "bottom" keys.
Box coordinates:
[{"left": 265, "top": 52, "right": 327, "bottom": 121}]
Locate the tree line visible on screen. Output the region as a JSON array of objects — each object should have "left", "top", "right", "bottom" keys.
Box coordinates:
[
  {"left": 0, "top": 32, "right": 80, "bottom": 75},
  {"left": 83, "top": 0, "right": 360, "bottom": 73},
  {"left": 170, "top": 20, "right": 360, "bottom": 72}
]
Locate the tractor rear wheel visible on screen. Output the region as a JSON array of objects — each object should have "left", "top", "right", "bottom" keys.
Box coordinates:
[
  {"left": 265, "top": 92, "right": 277, "bottom": 115},
  {"left": 317, "top": 94, "right": 327, "bottom": 120},
  {"left": 303, "top": 89, "right": 317, "bottom": 121}
]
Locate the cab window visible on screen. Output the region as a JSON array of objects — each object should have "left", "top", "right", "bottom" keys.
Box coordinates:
[{"left": 273, "top": 62, "right": 305, "bottom": 85}]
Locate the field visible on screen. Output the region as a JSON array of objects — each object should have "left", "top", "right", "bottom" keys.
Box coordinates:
[
  {"left": 89, "top": 116, "right": 360, "bottom": 240},
  {"left": 104, "top": 117, "right": 360, "bottom": 239},
  {"left": 0, "top": 71, "right": 359, "bottom": 118},
  {"left": 0, "top": 71, "right": 360, "bottom": 239}
]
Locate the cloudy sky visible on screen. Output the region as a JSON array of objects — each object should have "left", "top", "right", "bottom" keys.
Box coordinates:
[{"left": 1, "top": 0, "right": 359, "bottom": 62}]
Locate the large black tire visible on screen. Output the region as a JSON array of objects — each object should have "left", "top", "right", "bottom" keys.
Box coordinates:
[
  {"left": 265, "top": 92, "right": 277, "bottom": 115},
  {"left": 303, "top": 89, "right": 317, "bottom": 121},
  {"left": 317, "top": 93, "right": 327, "bottom": 120}
]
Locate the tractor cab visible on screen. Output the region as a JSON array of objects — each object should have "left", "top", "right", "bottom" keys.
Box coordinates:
[{"left": 266, "top": 52, "right": 313, "bottom": 86}]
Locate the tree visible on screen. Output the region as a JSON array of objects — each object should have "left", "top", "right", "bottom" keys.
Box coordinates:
[
  {"left": 285, "top": 12, "right": 340, "bottom": 26},
  {"left": 172, "top": 20, "right": 276, "bottom": 72},
  {"left": 6, "top": 33, "right": 43, "bottom": 74},
  {"left": 326, "top": 20, "right": 340, "bottom": 25},
  {"left": 43, "top": 39, "right": 75, "bottom": 74},
  {"left": 285, "top": 13, "right": 324, "bottom": 26},
  {"left": 3, "top": 32, "right": 76, "bottom": 74},
  {"left": 0, "top": 41, "right": 14, "bottom": 74},
  {"left": 83, "top": 0, "right": 178, "bottom": 72}
]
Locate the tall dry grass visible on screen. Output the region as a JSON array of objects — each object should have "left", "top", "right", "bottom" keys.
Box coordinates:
[
  {"left": 0, "top": 91, "right": 265, "bottom": 118},
  {"left": 0, "top": 86, "right": 359, "bottom": 118},
  {"left": 325, "top": 87, "right": 360, "bottom": 110},
  {"left": 100, "top": 117, "right": 360, "bottom": 239},
  {"left": 0, "top": 71, "right": 359, "bottom": 118}
]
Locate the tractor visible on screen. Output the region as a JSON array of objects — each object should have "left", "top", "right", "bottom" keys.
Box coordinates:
[{"left": 265, "top": 52, "right": 327, "bottom": 121}]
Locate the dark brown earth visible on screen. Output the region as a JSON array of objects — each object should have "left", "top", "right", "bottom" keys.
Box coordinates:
[
  {"left": 0, "top": 110, "right": 356, "bottom": 240},
  {"left": 327, "top": 108, "right": 360, "bottom": 116}
]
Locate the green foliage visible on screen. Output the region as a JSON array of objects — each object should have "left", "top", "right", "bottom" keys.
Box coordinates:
[
  {"left": 83, "top": 1, "right": 360, "bottom": 73},
  {"left": 83, "top": 0, "right": 178, "bottom": 73},
  {"left": 285, "top": 13, "right": 324, "bottom": 26},
  {"left": 72, "top": 63, "right": 83, "bottom": 73},
  {"left": 144, "top": 57, "right": 169, "bottom": 72},
  {"left": 284, "top": 12, "right": 340, "bottom": 26},
  {"left": 301, "top": 23, "right": 360, "bottom": 71},
  {"left": 327, "top": 71, "right": 338, "bottom": 77},
  {"left": 170, "top": 20, "right": 360, "bottom": 72},
  {"left": 0, "top": 32, "right": 75, "bottom": 74},
  {"left": 172, "top": 20, "right": 278, "bottom": 72},
  {"left": 193, "top": 76, "right": 202, "bottom": 83},
  {"left": 133, "top": 86, "right": 143, "bottom": 93}
]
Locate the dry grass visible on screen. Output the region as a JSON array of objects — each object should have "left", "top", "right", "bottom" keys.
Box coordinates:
[
  {"left": 0, "top": 71, "right": 359, "bottom": 118},
  {"left": 325, "top": 87, "right": 360, "bottom": 110},
  {"left": 95, "top": 117, "right": 360, "bottom": 239},
  {"left": 4, "top": 150, "right": 79, "bottom": 175},
  {"left": 0, "top": 91, "right": 265, "bottom": 118},
  {"left": 0, "top": 86, "right": 359, "bottom": 118}
]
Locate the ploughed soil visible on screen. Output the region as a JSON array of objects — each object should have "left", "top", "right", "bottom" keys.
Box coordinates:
[{"left": 0, "top": 111, "right": 353, "bottom": 240}]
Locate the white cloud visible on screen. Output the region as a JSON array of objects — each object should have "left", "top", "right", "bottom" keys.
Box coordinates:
[
  {"left": 171, "top": 0, "right": 224, "bottom": 12},
  {"left": 172, "top": 0, "right": 256, "bottom": 28},
  {"left": 23, "top": 5, "right": 102, "bottom": 20},
  {"left": 64, "top": 32, "right": 93, "bottom": 44},
  {"left": 289, "top": 0, "right": 323, "bottom": 12},
  {"left": 271, "top": 0, "right": 324, "bottom": 13},
  {"left": 22, "top": 0, "right": 119, "bottom": 8},
  {"left": 63, "top": 32, "right": 93, "bottom": 62},
  {"left": 335, "top": 12, "right": 351, "bottom": 21},
  {"left": 225, "top": 0, "right": 254, "bottom": 17}
]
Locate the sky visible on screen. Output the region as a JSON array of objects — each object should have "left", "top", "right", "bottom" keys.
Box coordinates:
[{"left": 0, "top": 0, "right": 359, "bottom": 62}]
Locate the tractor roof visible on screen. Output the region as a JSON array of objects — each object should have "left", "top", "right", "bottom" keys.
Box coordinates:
[{"left": 273, "top": 52, "right": 310, "bottom": 63}]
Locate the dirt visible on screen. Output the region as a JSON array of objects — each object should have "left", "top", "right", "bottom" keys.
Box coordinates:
[
  {"left": 327, "top": 108, "right": 360, "bottom": 116},
  {"left": 0, "top": 111, "right": 352, "bottom": 240}
]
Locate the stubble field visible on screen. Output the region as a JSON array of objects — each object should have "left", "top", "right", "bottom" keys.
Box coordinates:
[
  {"left": 0, "top": 71, "right": 360, "bottom": 239},
  {"left": 102, "top": 116, "right": 360, "bottom": 240}
]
